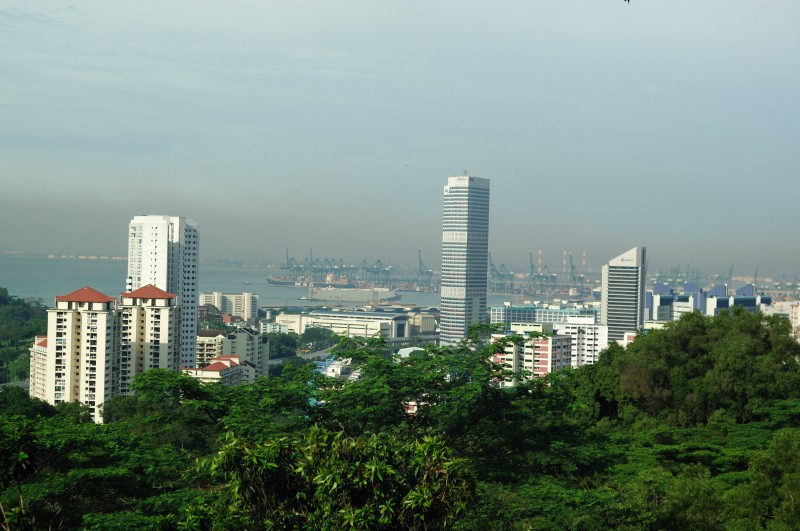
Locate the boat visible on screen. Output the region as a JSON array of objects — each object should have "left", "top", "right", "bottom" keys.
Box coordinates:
[
  {"left": 306, "top": 287, "right": 402, "bottom": 303},
  {"left": 267, "top": 276, "right": 298, "bottom": 286}
]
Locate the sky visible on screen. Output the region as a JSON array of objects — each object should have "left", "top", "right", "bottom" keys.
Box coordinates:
[{"left": 1, "top": 1, "right": 798, "bottom": 278}]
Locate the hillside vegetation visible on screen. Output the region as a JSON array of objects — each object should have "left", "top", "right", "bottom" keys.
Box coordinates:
[{"left": 2, "top": 307, "right": 800, "bottom": 529}]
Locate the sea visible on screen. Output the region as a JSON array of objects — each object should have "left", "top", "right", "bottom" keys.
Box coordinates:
[{"left": 0, "top": 255, "right": 518, "bottom": 309}]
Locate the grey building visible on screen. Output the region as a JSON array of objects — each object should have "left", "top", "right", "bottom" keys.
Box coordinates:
[{"left": 440, "top": 175, "right": 490, "bottom": 346}]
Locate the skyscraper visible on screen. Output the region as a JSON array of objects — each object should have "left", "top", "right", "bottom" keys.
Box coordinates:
[
  {"left": 126, "top": 215, "right": 199, "bottom": 367},
  {"left": 440, "top": 175, "right": 490, "bottom": 346},
  {"left": 600, "top": 246, "right": 647, "bottom": 344}
]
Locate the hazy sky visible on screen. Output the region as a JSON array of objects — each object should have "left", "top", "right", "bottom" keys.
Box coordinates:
[{"left": 1, "top": 1, "right": 798, "bottom": 277}]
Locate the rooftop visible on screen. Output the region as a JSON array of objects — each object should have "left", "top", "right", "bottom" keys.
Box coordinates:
[{"left": 56, "top": 286, "right": 116, "bottom": 304}]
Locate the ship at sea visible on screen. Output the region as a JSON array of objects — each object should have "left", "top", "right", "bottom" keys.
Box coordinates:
[
  {"left": 307, "top": 287, "right": 401, "bottom": 304},
  {"left": 266, "top": 275, "right": 298, "bottom": 286}
]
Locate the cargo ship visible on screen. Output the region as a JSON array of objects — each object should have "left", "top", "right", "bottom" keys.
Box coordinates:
[
  {"left": 307, "top": 287, "right": 401, "bottom": 304},
  {"left": 266, "top": 276, "right": 297, "bottom": 286}
]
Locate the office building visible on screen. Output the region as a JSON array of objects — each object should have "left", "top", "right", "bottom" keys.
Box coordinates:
[
  {"left": 600, "top": 247, "right": 647, "bottom": 344},
  {"left": 440, "top": 175, "right": 490, "bottom": 346},
  {"left": 126, "top": 215, "right": 199, "bottom": 367}
]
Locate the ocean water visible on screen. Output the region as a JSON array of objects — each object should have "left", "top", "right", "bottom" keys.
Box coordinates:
[
  {"left": 0, "top": 255, "right": 448, "bottom": 308},
  {"left": 0, "top": 255, "right": 521, "bottom": 309}
]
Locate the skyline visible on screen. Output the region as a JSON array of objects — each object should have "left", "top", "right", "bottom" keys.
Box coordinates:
[{"left": 1, "top": 2, "right": 799, "bottom": 277}]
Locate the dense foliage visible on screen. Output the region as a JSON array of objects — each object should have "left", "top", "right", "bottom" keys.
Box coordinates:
[
  {"left": 0, "top": 288, "right": 47, "bottom": 383},
  {"left": 2, "top": 304, "right": 800, "bottom": 529}
]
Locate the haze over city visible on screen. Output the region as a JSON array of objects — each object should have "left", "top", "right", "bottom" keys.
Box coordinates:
[{"left": 1, "top": 1, "right": 798, "bottom": 276}]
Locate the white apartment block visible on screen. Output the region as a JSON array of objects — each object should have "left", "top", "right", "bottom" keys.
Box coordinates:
[
  {"left": 552, "top": 316, "right": 609, "bottom": 368},
  {"left": 199, "top": 291, "right": 259, "bottom": 322},
  {"left": 195, "top": 327, "right": 270, "bottom": 376},
  {"left": 491, "top": 326, "right": 572, "bottom": 387},
  {"left": 127, "top": 215, "right": 199, "bottom": 367},
  {"left": 118, "top": 285, "right": 180, "bottom": 395},
  {"left": 224, "top": 328, "right": 270, "bottom": 376},
  {"left": 31, "top": 287, "right": 120, "bottom": 423},
  {"left": 762, "top": 301, "right": 800, "bottom": 340},
  {"left": 29, "top": 336, "right": 48, "bottom": 403},
  {"left": 196, "top": 330, "right": 227, "bottom": 367},
  {"left": 30, "top": 285, "right": 181, "bottom": 423}
]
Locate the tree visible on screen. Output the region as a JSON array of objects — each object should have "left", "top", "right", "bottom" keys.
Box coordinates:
[
  {"left": 301, "top": 327, "right": 338, "bottom": 351},
  {"left": 183, "top": 426, "right": 473, "bottom": 530},
  {"left": 265, "top": 332, "right": 301, "bottom": 359}
]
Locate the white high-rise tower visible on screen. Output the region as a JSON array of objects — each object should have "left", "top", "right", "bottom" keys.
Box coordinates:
[
  {"left": 440, "top": 175, "right": 490, "bottom": 346},
  {"left": 126, "top": 215, "right": 199, "bottom": 367},
  {"left": 600, "top": 246, "right": 646, "bottom": 344}
]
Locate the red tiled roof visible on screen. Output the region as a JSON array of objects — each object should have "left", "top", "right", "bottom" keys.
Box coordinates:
[
  {"left": 35, "top": 337, "right": 48, "bottom": 347},
  {"left": 200, "top": 362, "right": 231, "bottom": 372},
  {"left": 56, "top": 286, "right": 116, "bottom": 303},
  {"left": 121, "top": 284, "right": 177, "bottom": 299}
]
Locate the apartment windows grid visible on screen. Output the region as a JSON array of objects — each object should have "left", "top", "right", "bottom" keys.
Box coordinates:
[{"left": 126, "top": 215, "right": 198, "bottom": 367}]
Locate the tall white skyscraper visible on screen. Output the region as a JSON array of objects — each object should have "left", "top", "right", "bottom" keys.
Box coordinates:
[
  {"left": 440, "top": 175, "right": 490, "bottom": 346},
  {"left": 126, "top": 215, "right": 199, "bottom": 367},
  {"left": 600, "top": 246, "right": 647, "bottom": 344}
]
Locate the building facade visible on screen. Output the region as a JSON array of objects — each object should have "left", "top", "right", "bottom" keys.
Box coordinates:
[
  {"left": 30, "top": 285, "right": 181, "bottom": 423},
  {"left": 118, "top": 285, "right": 180, "bottom": 395},
  {"left": 126, "top": 215, "right": 199, "bottom": 367},
  {"left": 183, "top": 356, "right": 256, "bottom": 386},
  {"left": 600, "top": 246, "right": 646, "bottom": 344},
  {"left": 199, "top": 291, "right": 259, "bottom": 322},
  {"left": 32, "top": 287, "right": 120, "bottom": 423},
  {"left": 491, "top": 326, "right": 572, "bottom": 387},
  {"left": 440, "top": 175, "right": 490, "bottom": 346}
]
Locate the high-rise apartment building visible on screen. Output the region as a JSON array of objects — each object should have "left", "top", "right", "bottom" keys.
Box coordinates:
[
  {"left": 30, "top": 285, "right": 181, "bottom": 423},
  {"left": 31, "top": 287, "right": 120, "bottom": 423},
  {"left": 600, "top": 246, "right": 647, "bottom": 344},
  {"left": 199, "top": 291, "right": 259, "bottom": 322},
  {"left": 127, "top": 215, "right": 199, "bottom": 367},
  {"left": 440, "top": 175, "right": 490, "bottom": 346},
  {"left": 118, "top": 284, "right": 180, "bottom": 395}
]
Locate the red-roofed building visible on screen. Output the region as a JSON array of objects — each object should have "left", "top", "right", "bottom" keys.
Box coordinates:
[
  {"left": 55, "top": 286, "right": 116, "bottom": 305},
  {"left": 36, "top": 286, "right": 120, "bottom": 423},
  {"left": 118, "top": 284, "right": 181, "bottom": 395},
  {"left": 31, "top": 283, "right": 185, "bottom": 423},
  {"left": 182, "top": 356, "right": 255, "bottom": 386},
  {"left": 121, "top": 284, "right": 177, "bottom": 300}
]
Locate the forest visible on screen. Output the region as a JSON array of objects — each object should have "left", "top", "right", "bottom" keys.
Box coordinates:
[
  {"left": 2, "top": 305, "right": 800, "bottom": 529},
  {"left": 0, "top": 288, "right": 47, "bottom": 384}
]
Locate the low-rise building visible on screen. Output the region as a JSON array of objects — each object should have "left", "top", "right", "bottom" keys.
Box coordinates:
[
  {"left": 275, "top": 308, "right": 435, "bottom": 344},
  {"left": 183, "top": 356, "right": 256, "bottom": 386}
]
